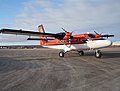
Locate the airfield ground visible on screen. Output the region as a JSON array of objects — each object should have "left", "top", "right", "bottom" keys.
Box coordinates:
[{"left": 0, "top": 47, "right": 120, "bottom": 91}]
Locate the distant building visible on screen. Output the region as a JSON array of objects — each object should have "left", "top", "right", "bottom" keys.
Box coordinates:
[
  {"left": 0, "top": 45, "right": 43, "bottom": 49},
  {"left": 112, "top": 42, "right": 120, "bottom": 46}
]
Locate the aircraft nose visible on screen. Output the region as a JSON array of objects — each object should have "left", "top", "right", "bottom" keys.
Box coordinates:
[
  {"left": 87, "top": 39, "right": 112, "bottom": 49},
  {"left": 104, "top": 40, "right": 112, "bottom": 47}
]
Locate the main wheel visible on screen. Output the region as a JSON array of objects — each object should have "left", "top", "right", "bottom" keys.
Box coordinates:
[
  {"left": 59, "top": 51, "right": 64, "bottom": 57},
  {"left": 95, "top": 50, "right": 102, "bottom": 58},
  {"left": 78, "top": 50, "right": 84, "bottom": 56}
]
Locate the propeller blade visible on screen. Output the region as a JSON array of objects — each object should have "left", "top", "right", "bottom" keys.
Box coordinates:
[
  {"left": 94, "top": 31, "right": 99, "bottom": 34},
  {"left": 62, "top": 28, "right": 67, "bottom": 32}
]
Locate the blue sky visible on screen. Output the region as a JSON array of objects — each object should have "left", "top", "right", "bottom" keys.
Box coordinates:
[
  {"left": 0, "top": 0, "right": 120, "bottom": 45},
  {"left": 0, "top": 0, "right": 24, "bottom": 24}
]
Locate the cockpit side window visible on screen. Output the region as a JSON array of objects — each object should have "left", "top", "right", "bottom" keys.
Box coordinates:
[{"left": 88, "top": 34, "right": 96, "bottom": 38}]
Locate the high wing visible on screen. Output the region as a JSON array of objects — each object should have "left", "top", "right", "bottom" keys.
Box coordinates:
[
  {"left": 0, "top": 29, "right": 55, "bottom": 37},
  {"left": 0, "top": 28, "right": 65, "bottom": 40},
  {"left": 100, "top": 34, "right": 114, "bottom": 37}
]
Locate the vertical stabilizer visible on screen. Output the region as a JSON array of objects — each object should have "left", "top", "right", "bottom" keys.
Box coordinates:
[{"left": 38, "top": 25, "right": 47, "bottom": 45}]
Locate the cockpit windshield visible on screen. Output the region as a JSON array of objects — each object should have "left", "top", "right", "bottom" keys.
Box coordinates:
[{"left": 88, "top": 34, "right": 96, "bottom": 38}]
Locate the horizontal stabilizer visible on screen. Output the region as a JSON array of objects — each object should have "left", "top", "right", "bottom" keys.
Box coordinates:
[{"left": 27, "top": 38, "right": 55, "bottom": 40}]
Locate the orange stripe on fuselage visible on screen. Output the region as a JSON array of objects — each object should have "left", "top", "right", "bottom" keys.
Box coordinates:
[
  {"left": 42, "top": 33, "right": 102, "bottom": 46},
  {"left": 43, "top": 38, "right": 84, "bottom": 45}
]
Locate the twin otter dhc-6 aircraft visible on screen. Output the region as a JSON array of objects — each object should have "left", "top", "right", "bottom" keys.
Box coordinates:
[{"left": 0, "top": 25, "right": 114, "bottom": 58}]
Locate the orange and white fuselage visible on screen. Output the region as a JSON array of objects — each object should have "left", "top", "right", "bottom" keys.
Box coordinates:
[
  {"left": 43, "top": 40, "right": 112, "bottom": 51},
  {"left": 37, "top": 25, "right": 113, "bottom": 58},
  {"left": 38, "top": 25, "right": 112, "bottom": 52}
]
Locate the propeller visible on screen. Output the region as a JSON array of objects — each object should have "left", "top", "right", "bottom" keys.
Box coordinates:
[
  {"left": 94, "top": 31, "right": 114, "bottom": 38},
  {"left": 54, "top": 28, "right": 73, "bottom": 48},
  {"left": 62, "top": 28, "right": 73, "bottom": 45}
]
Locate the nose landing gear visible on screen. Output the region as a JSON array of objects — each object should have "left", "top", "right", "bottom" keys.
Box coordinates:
[{"left": 59, "top": 51, "right": 65, "bottom": 57}]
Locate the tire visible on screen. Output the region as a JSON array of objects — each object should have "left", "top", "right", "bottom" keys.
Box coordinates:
[
  {"left": 95, "top": 50, "right": 102, "bottom": 58},
  {"left": 59, "top": 51, "right": 64, "bottom": 57},
  {"left": 78, "top": 51, "right": 84, "bottom": 56}
]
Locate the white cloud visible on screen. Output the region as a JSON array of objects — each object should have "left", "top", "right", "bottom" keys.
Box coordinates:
[
  {"left": 2, "top": 0, "right": 120, "bottom": 42},
  {"left": 15, "top": 0, "right": 120, "bottom": 31},
  {"left": 0, "top": 34, "right": 28, "bottom": 42}
]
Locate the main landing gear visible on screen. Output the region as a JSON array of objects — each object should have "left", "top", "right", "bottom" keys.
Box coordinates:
[
  {"left": 59, "top": 50, "right": 84, "bottom": 57},
  {"left": 95, "top": 50, "right": 102, "bottom": 58},
  {"left": 78, "top": 50, "right": 84, "bottom": 56}
]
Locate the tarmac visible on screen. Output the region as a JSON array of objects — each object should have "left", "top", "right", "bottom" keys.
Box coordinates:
[{"left": 0, "top": 47, "right": 120, "bottom": 91}]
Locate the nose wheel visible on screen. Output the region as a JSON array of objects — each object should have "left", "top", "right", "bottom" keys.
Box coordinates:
[
  {"left": 95, "top": 50, "right": 102, "bottom": 58},
  {"left": 59, "top": 51, "right": 65, "bottom": 57}
]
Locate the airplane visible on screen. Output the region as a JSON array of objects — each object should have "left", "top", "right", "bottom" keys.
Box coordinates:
[{"left": 0, "top": 25, "right": 114, "bottom": 58}]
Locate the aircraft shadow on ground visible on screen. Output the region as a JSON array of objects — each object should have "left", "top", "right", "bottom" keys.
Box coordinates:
[
  {"left": 84, "top": 52, "right": 120, "bottom": 59},
  {"left": 102, "top": 52, "right": 120, "bottom": 58},
  {"left": 65, "top": 51, "right": 120, "bottom": 59}
]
